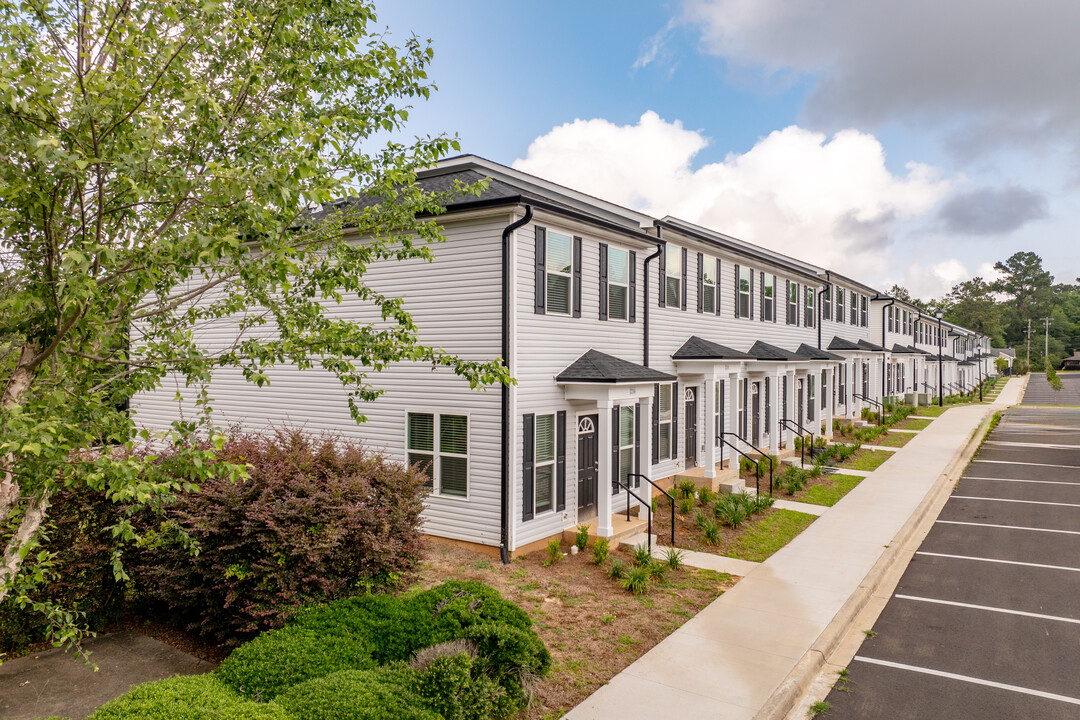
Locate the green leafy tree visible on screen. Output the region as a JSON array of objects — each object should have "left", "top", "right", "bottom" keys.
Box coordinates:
[
  {"left": 942, "top": 277, "right": 1004, "bottom": 346},
  {"left": 0, "top": 0, "right": 509, "bottom": 645},
  {"left": 887, "top": 284, "right": 929, "bottom": 312}
]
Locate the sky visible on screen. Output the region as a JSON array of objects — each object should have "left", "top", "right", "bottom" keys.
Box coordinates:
[{"left": 376, "top": 0, "right": 1079, "bottom": 300}]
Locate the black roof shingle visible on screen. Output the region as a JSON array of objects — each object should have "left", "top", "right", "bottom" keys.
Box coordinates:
[
  {"left": 556, "top": 350, "right": 676, "bottom": 384},
  {"left": 672, "top": 336, "right": 752, "bottom": 361}
]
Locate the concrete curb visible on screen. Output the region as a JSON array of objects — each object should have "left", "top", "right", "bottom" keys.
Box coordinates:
[{"left": 752, "top": 404, "right": 1001, "bottom": 720}]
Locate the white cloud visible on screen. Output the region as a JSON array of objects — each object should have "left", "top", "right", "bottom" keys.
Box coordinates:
[{"left": 513, "top": 111, "right": 949, "bottom": 280}]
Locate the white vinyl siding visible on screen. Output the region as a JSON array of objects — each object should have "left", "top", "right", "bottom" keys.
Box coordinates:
[{"left": 547, "top": 230, "right": 574, "bottom": 315}]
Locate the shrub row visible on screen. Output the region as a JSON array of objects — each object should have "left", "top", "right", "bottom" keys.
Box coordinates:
[{"left": 88, "top": 581, "right": 549, "bottom": 720}]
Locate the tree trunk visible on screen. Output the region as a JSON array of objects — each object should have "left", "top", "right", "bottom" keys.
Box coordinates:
[{"left": 0, "top": 343, "right": 43, "bottom": 603}]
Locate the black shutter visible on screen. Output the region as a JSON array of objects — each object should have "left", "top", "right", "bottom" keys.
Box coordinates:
[
  {"left": 672, "top": 382, "right": 679, "bottom": 460},
  {"left": 572, "top": 235, "right": 582, "bottom": 318},
  {"left": 734, "top": 264, "right": 741, "bottom": 318},
  {"left": 785, "top": 279, "right": 791, "bottom": 324},
  {"left": 652, "top": 384, "right": 660, "bottom": 464},
  {"left": 749, "top": 268, "right": 754, "bottom": 319},
  {"left": 599, "top": 242, "right": 609, "bottom": 321},
  {"left": 681, "top": 247, "right": 688, "bottom": 310},
  {"left": 556, "top": 411, "right": 566, "bottom": 511},
  {"left": 759, "top": 271, "right": 765, "bottom": 321},
  {"left": 534, "top": 227, "right": 546, "bottom": 314},
  {"left": 522, "top": 414, "right": 535, "bottom": 521},
  {"left": 611, "top": 405, "right": 620, "bottom": 495},
  {"left": 715, "top": 259, "right": 722, "bottom": 316},
  {"left": 696, "top": 252, "right": 704, "bottom": 313},
  {"left": 629, "top": 251, "right": 637, "bottom": 323},
  {"left": 634, "top": 403, "right": 641, "bottom": 486},
  {"left": 658, "top": 245, "right": 666, "bottom": 307}
]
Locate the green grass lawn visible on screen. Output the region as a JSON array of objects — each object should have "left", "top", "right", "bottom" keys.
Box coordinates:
[
  {"left": 915, "top": 405, "right": 954, "bottom": 417},
  {"left": 725, "top": 509, "right": 817, "bottom": 562},
  {"left": 839, "top": 448, "right": 894, "bottom": 472},
  {"left": 801, "top": 474, "right": 864, "bottom": 507},
  {"left": 894, "top": 417, "right": 932, "bottom": 430},
  {"left": 872, "top": 431, "right": 915, "bottom": 448}
]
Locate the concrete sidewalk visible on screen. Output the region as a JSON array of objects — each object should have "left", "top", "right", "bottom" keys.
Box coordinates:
[{"left": 566, "top": 377, "right": 1026, "bottom": 720}]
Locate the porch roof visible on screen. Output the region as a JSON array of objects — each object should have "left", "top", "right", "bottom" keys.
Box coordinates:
[
  {"left": 794, "top": 343, "right": 845, "bottom": 361},
  {"left": 827, "top": 336, "right": 862, "bottom": 351},
  {"left": 856, "top": 339, "right": 886, "bottom": 352},
  {"left": 672, "top": 336, "right": 753, "bottom": 361},
  {"left": 890, "top": 343, "right": 921, "bottom": 354},
  {"left": 746, "top": 340, "right": 803, "bottom": 362},
  {"left": 556, "top": 349, "right": 676, "bottom": 384}
]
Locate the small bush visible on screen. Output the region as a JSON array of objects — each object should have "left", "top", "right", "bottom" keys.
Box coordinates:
[
  {"left": 714, "top": 498, "right": 749, "bottom": 529},
  {"left": 698, "top": 515, "right": 721, "bottom": 544},
  {"left": 608, "top": 558, "right": 626, "bottom": 579},
  {"left": 632, "top": 543, "right": 653, "bottom": 567},
  {"left": 413, "top": 652, "right": 512, "bottom": 720},
  {"left": 544, "top": 538, "right": 562, "bottom": 567},
  {"left": 621, "top": 565, "right": 651, "bottom": 595},
  {"left": 646, "top": 559, "right": 666, "bottom": 583},
  {"left": 574, "top": 525, "right": 590, "bottom": 551},
  {"left": 215, "top": 624, "right": 374, "bottom": 701},
  {"left": 592, "top": 537, "right": 610, "bottom": 565},
  {"left": 663, "top": 547, "right": 686, "bottom": 570},
  {"left": 697, "top": 487, "right": 715, "bottom": 506},
  {"left": 88, "top": 674, "right": 291, "bottom": 720},
  {"left": 678, "top": 494, "right": 695, "bottom": 514},
  {"left": 273, "top": 669, "right": 439, "bottom": 720},
  {"left": 676, "top": 479, "right": 697, "bottom": 499},
  {"left": 129, "top": 429, "right": 427, "bottom": 644},
  {"left": 776, "top": 468, "right": 807, "bottom": 496},
  {"left": 462, "top": 623, "right": 552, "bottom": 706}
]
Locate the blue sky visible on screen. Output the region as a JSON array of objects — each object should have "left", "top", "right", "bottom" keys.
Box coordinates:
[{"left": 377, "top": 1, "right": 1079, "bottom": 299}]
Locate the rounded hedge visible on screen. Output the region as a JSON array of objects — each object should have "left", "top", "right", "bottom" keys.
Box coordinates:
[
  {"left": 215, "top": 625, "right": 373, "bottom": 701},
  {"left": 87, "top": 674, "right": 290, "bottom": 720},
  {"left": 273, "top": 669, "right": 440, "bottom": 720}
]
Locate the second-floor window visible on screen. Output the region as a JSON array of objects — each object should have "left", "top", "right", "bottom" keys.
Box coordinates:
[
  {"left": 608, "top": 246, "right": 629, "bottom": 320},
  {"left": 702, "top": 255, "right": 718, "bottom": 313},
  {"left": 888, "top": 306, "right": 895, "bottom": 333},
  {"left": 547, "top": 230, "right": 573, "bottom": 315},
  {"left": 836, "top": 288, "right": 845, "bottom": 324},
  {"left": 850, "top": 291, "right": 858, "bottom": 325},
  {"left": 738, "top": 265, "right": 752, "bottom": 318},
  {"left": 823, "top": 286, "right": 831, "bottom": 320},
  {"left": 787, "top": 281, "right": 799, "bottom": 325},
  {"left": 805, "top": 286, "right": 815, "bottom": 327},
  {"left": 666, "top": 244, "right": 682, "bottom": 308},
  {"left": 763, "top": 274, "right": 775, "bottom": 321},
  {"left": 861, "top": 295, "right": 868, "bottom": 327}
]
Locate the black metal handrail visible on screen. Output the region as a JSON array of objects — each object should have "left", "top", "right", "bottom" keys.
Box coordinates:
[
  {"left": 717, "top": 431, "right": 773, "bottom": 496},
  {"left": 614, "top": 477, "right": 653, "bottom": 553},
  {"left": 627, "top": 473, "right": 674, "bottom": 548},
  {"left": 853, "top": 392, "right": 884, "bottom": 426},
  {"left": 779, "top": 418, "right": 814, "bottom": 466}
]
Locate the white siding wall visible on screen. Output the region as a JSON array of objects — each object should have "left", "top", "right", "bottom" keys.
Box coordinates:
[{"left": 132, "top": 213, "right": 514, "bottom": 547}]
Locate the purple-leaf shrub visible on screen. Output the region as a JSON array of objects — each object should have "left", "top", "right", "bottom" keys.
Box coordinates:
[{"left": 130, "top": 429, "right": 427, "bottom": 644}]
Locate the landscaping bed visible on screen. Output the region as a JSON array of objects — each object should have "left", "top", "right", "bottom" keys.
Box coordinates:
[
  {"left": 837, "top": 448, "right": 894, "bottom": 472},
  {"left": 416, "top": 540, "right": 735, "bottom": 719}
]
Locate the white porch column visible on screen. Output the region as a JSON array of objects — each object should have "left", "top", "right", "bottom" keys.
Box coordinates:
[
  {"left": 845, "top": 360, "right": 856, "bottom": 419},
  {"left": 785, "top": 369, "right": 796, "bottom": 448},
  {"left": 727, "top": 370, "right": 740, "bottom": 457},
  {"left": 638, "top": 395, "right": 653, "bottom": 507},
  {"left": 703, "top": 377, "right": 717, "bottom": 478},
  {"left": 825, "top": 365, "right": 836, "bottom": 439},
  {"left": 769, "top": 369, "right": 781, "bottom": 456},
  {"left": 596, "top": 399, "right": 614, "bottom": 538}
]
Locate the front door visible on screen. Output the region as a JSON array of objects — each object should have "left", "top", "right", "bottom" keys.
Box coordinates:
[
  {"left": 751, "top": 382, "right": 761, "bottom": 446},
  {"left": 684, "top": 387, "right": 698, "bottom": 468},
  {"left": 577, "top": 415, "right": 598, "bottom": 521}
]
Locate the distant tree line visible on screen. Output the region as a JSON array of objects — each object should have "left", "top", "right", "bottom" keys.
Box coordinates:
[{"left": 890, "top": 251, "right": 1080, "bottom": 370}]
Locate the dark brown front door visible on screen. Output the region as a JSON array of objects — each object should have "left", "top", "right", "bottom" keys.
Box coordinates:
[
  {"left": 577, "top": 415, "right": 598, "bottom": 521},
  {"left": 752, "top": 382, "right": 761, "bottom": 446},
  {"left": 684, "top": 386, "right": 698, "bottom": 468}
]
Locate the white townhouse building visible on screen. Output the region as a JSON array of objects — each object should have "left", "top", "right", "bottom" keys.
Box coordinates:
[{"left": 133, "top": 155, "right": 994, "bottom": 559}]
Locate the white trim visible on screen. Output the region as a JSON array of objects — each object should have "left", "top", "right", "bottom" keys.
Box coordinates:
[{"left": 406, "top": 410, "right": 471, "bottom": 502}]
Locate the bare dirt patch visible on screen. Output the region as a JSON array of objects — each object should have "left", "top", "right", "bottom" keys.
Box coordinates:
[{"left": 415, "top": 539, "right": 735, "bottom": 719}]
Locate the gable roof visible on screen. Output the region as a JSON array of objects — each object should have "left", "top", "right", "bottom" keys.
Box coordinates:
[
  {"left": 746, "top": 341, "right": 802, "bottom": 362},
  {"left": 672, "top": 336, "right": 752, "bottom": 361},
  {"left": 556, "top": 350, "right": 676, "bottom": 384},
  {"left": 857, "top": 339, "right": 885, "bottom": 352},
  {"left": 891, "top": 344, "right": 920, "bottom": 354},
  {"left": 827, "top": 336, "right": 863, "bottom": 351},
  {"left": 795, "top": 344, "right": 845, "bottom": 361}
]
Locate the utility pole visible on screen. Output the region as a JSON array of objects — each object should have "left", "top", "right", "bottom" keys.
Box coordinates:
[
  {"left": 1026, "top": 318, "right": 1031, "bottom": 367},
  {"left": 1043, "top": 317, "right": 1052, "bottom": 361}
]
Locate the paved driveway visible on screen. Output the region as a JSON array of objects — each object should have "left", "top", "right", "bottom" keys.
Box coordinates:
[{"left": 823, "top": 399, "right": 1080, "bottom": 719}]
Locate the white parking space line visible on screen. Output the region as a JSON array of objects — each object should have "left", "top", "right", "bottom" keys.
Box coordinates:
[
  {"left": 984, "top": 441, "right": 1080, "bottom": 450},
  {"left": 916, "top": 552, "right": 1080, "bottom": 573},
  {"left": 972, "top": 459, "right": 1080, "bottom": 469},
  {"left": 937, "top": 519, "right": 1080, "bottom": 536},
  {"left": 951, "top": 496, "right": 1080, "bottom": 509},
  {"left": 961, "top": 476, "right": 1080, "bottom": 486},
  {"left": 852, "top": 656, "right": 1080, "bottom": 706},
  {"left": 894, "top": 594, "right": 1080, "bottom": 625}
]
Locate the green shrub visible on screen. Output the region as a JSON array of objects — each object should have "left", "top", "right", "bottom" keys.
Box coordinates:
[
  {"left": 461, "top": 623, "right": 552, "bottom": 707},
  {"left": 646, "top": 559, "right": 666, "bottom": 583},
  {"left": 632, "top": 543, "right": 653, "bottom": 567},
  {"left": 88, "top": 674, "right": 291, "bottom": 720},
  {"left": 663, "top": 547, "right": 686, "bottom": 570},
  {"left": 775, "top": 467, "right": 807, "bottom": 495},
  {"left": 215, "top": 624, "right": 374, "bottom": 701},
  {"left": 544, "top": 537, "right": 562, "bottom": 566},
  {"left": 751, "top": 494, "right": 776, "bottom": 513},
  {"left": 678, "top": 494, "right": 695, "bottom": 514},
  {"left": 592, "top": 537, "right": 610, "bottom": 565},
  {"left": 574, "top": 525, "right": 590, "bottom": 551},
  {"left": 697, "top": 487, "right": 715, "bottom": 506},
  {"left": 273, "top": 669, "right": 438, "bottom": 720},
  {"left": 413, "top": 652, "right": 512, "bottom": 720},
  {"left": 676, "top": 479, "right": 697, "bottom": 499},
  {"left": 714, "top": 497, "right": 749, "bottom": 529},
  {"left": 698, "top": 514, "right": 721, "bottom": 544},
  {"left": 608, "top": 558, "right": 626, "bottom": 579},
  {"left": 621, "top": 565, "right": 650, "bottom": 595}
]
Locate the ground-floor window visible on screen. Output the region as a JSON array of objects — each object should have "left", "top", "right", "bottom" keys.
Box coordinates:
[
  {"left": 807, "top": 375, "right": 816, "bottom": 421},
  {"left": 714, "top": 380, "right": 724, "bottom": 447},
  {"left": 820, "top": 369, "right": 827, "bottom": 410},
  {"left": 407, "top": 412, "right": 468, "bottom": 498},
  {"left": 657, "top": 383, "right": 674, "bottom": 460},
  {"left": 738, "top": 378, "right": 748, "bottom": 437},
  {"left": 616, "top": 404, "right": 635, "bottom": 492}
]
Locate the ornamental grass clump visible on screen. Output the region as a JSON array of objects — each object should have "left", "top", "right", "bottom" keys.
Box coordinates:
[
  {"left": 676, "top": 478, "right": 697, "bottom": 499},
  {"left": 663, "top": 547, "right": 686, "bottom": 570},
  {"left": 543, "top": 538, "right": 562, "bottom": 567},
  {"left": 678, "top": 494, "right": 696, "bottom": 514},
  {"left": 622, "top": 565, "right": 651, "bottom": 596}
]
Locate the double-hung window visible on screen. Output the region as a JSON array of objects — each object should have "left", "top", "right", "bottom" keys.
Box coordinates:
[
  {"left": 807, "top": 375, "right": 816, "bottom": 421},
  {"left": 546, "top": 230, "right": 574, "bottom": 315},
  {"left": 714, "top": 381, "right": 723, "bottom": 447},
  {"left": 608, "top": 246, "right": 629, "bottom": 321},
  {"left": 534, "top": 414, "right": 556, "bottom": 514},
  {"left": 821, "top": 369, "right": 828, "bottom": 410},
  {"left": 888, "top": 306, "right": 894, "bottom": 333},
  {"left": 702, "top": 255, "right": 718, "bottom": 313},
  {"left": 805, "top": 286, "right": 815, "bottom": 327},
  {"left": 763, "top": 274, "right": 775, "bottom": 321},
  {"left": 618, "top": 406, "right": 635, "bottom": 489},
  {"left": 836, "top": 288, "right": 845, "bottom": 324},
  {"left": 788, "top": 281, "right": 799, "bottom": 325},
  {"left": 657, "top": 384, "right": 673, "bottom": 459},
  {"left": 407, "top": 412, "right": 468, "bottom": 498},
  {"left": 861, "top": 295, "right": 868, "bottom": 326},
  {"left": 823, "top": 286, "right": 831, "bottom": 321},
  {"left": 850, "top": 291, "right": 858, "bottom": 325},
  {"left": 666, "top": 245, "right": 682, "bottom": 308},
  {"left": 738, "top": 266, "right": 752, "bottom": 318}
]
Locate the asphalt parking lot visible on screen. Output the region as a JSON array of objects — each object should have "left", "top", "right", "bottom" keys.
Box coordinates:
[{"left": 824, "top": 380, "right": 1080, "bottom": 719}]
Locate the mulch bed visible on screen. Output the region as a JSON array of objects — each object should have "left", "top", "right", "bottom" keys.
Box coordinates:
[
  {"left": 650, "top": 500, "right": 779, "bottom": 554},
  {"left": 416, "top": 539, "right": 735, "bottom": 719}
]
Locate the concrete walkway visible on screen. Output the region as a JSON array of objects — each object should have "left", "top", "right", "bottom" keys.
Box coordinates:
[{"left": 566, "top": 377, "right": 1026, "bottom": 720}]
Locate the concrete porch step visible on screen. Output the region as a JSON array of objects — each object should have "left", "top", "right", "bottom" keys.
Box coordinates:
[{"left": 566, "top": 512, "right": 650, "bottom": 548}]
